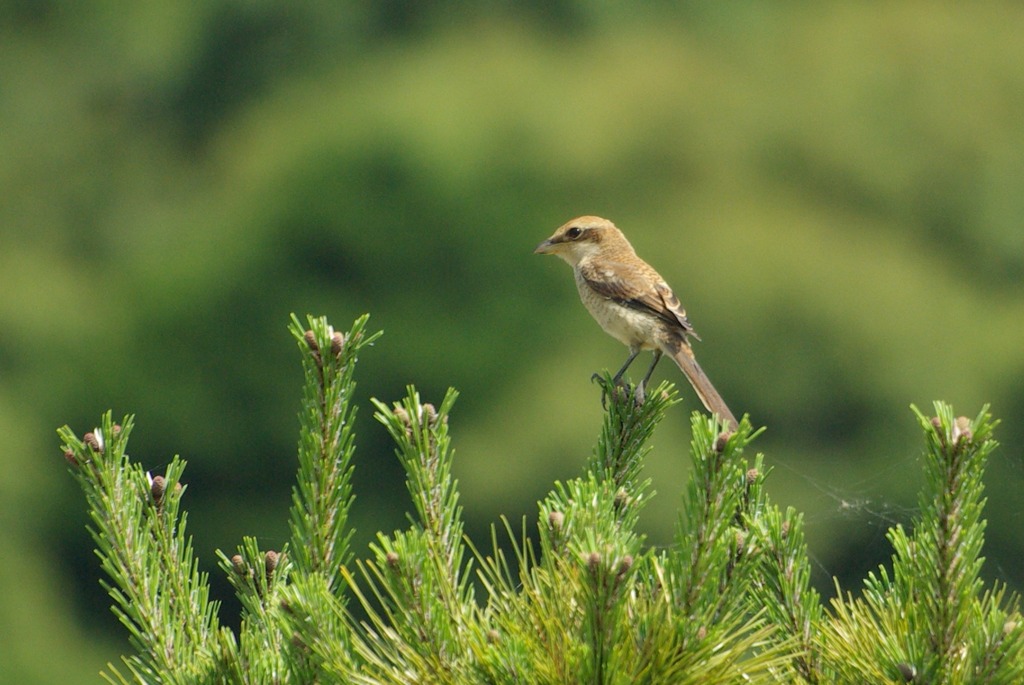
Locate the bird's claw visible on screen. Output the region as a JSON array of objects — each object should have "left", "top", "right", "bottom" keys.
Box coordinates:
[
  {"left": 592, "top": 373, "right": 612, "bottom": 409},
  {"left": 593, "top": 373, "right": 639, "bottom": 409},
  {"left": 590, "top": 373, "right": 607, "bottom": 408}
]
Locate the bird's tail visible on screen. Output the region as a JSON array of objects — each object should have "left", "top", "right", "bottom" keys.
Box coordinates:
[{"left": 664, "top": 341, "right": 738, "bottom": 430}]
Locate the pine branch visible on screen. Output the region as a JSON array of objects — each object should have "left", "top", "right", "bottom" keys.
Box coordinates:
[
  {"left": 820, "top": 402, "right": 1024, "bottom": 684},
  {"left": 912, "top": 404, "right": 994, "bottom": 675},
  {"left": 59, "top": 316, "right": 1022, "bottom": 684},
  {"left": 287, "top": 313, "right": 380, "bottom": 590},
  {"left": 344, "top": 388, "right": 477, "bottom": 682},
  {"left": 473, "top": 381, "right": 794, "bottom": 684},
  {"left": 217, "top": 538, "right": 291, "bottom": 683},
  {"left": 58, "top": 414, "right": 229, "bottom": 683},
  {"left": 590, "top": 371, "right": 680, "bottom": 490},
  {"left": 750, "top": 502, "right": 823, "bottom": 683},
  {"left": 675, "top": 412, "right": 760, "bottom": 622}
]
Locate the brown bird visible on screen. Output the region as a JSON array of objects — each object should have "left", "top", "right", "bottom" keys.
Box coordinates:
[{"left": 535, "top": 216, "right": 738, "bottom": 429}]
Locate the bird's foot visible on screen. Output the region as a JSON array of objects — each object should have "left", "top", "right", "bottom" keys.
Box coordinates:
[
  {"left": 592, "top": 373, "right": 631, "bottom": 409},
  {"left": 591, "top": 373, "right": 611, "bottom": 408}
]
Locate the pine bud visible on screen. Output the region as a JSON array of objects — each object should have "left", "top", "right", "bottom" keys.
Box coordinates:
[
  {"left": 330, "top": 331, "right": 345, "bottom": 357},
  {"left": 304, "top": 330, "right": 322, "bottom": 367},
  {"left": 614, "top": 488, "right": 629, "bottom": 510},
  {"left": 486, "top": 629, "right": 501, "bottom": 644},
  {"left": 303, "top": 329, "right": 318, "bottom": 351},
  {"left": 385, "top": 551, "right": 400, "bottom": 569},
  {"left": 265, "top": 550, "right": 280, "bottom": 577},
  {"left": 393, "top": 406, "right": 411, "bottom": 427},
  {"left": 151, "top": 475, "right": 167, "bottom": 506},
  {"left": 953, "top": 416, "right": 972, "bottom": 446},
  {"left": 930, "top": 416, "right": 944, "bottom": 444},
  {"left": 895, "top": 662, "right": 917, "bottom": 682},
  {"left": 548, "top": 511, "right": 565, "bottom": 531},
  {"left": 83, "top": 432, "right": 102, "bottom": 453},
  {"left": 714, "top": 431, "right": 730, "bottom": 453},
  {"left": 231, "top": 554, "right": 247, "bottom": 576},
  {"left": 63, "top": 448, "right": 78, "bottom": 467},
  {"left": 616, "top": 555, "right": 633, "bottom": 580},
  {"left": 422, "top": 403, "right": 438, "bottom": 427},
  {"left": 745, "top": 468, "right": 759, "bottom": 485},
  {"left": 393, "top": 405, "right": 413, "bottom": 439},
  {"left": 587, "top": 551, "right": 602, "bottom": 573}
]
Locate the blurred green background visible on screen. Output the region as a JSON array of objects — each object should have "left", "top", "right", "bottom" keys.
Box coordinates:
[{"left": 3, "top": 2, "right": 1023, "bottom": 680}]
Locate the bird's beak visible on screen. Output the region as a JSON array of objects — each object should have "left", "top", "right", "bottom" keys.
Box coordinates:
[{"left": 534, "top": 238, "right": 556, "bottom": 255}]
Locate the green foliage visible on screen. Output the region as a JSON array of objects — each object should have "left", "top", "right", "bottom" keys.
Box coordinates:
[
  {"left": 820, "top": 405, "right": 1024, "bottom": 684},
  {"left": 287, "top": 313, "right": 380, "bottom": 589},
  {"left": 58, "top": 315, "right": 1023, "bottom": 683},
  {"left": 57, "top": 416, "right": 232, "bottom": 683}
]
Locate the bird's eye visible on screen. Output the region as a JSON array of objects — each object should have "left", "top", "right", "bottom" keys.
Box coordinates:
[{"left": 566, "top": 227, "right": 582, "bottom": 240}]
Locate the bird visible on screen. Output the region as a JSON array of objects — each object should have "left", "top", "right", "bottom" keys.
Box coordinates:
[{"left": 534, "top": 215, "right": 738, "bottom": 430}]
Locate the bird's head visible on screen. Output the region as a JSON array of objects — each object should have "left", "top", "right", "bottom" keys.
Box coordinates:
[{"left": 534, "top": 216, "right": 631, "bottom": 266}]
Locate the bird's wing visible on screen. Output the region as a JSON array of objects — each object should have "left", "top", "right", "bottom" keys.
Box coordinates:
[{"left": 578, "top": 260, "right": 700, "bottom": 340}]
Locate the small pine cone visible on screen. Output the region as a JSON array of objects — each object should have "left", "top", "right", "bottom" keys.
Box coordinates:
[
  {"left": 393, "top": 406, "right": 413, "bottom": 438},
  {"left": 953, "top": 416, "right": 972, "bottom": 445},
  {"left": 304, "top": 330, "right": 322, "bottom": 366},
  {"left": 231, "top": 554, "right": 247, "bottom": 576},
  {"left": 714, "top": 431, "right": 730, "bottom": 453},
  {"left": 264, "top": 550, "right": 280, "bottom": 577},
  {"left": 330, "top": 331, "right": 345, "bottom": 357},
  {"left": 83, "top": 432, "right": 102, "bottom": 453},
  {"left": 422, "top": 403, "right": 438, "bottom": 427},
  {"left": 63, "top": 448, "right": 78, "bottom": 467},
  {"left": 548, "top": 511, "right": 565, "bottom": 531},
  {"left": 393, "top": 406, "right": 410, "bottom": 426},
  {"left": 151, "top": 475, "right": 167, "bottom": 505},
  {"left": 895, "top": 662, "right": 917, "bottom": 682}
]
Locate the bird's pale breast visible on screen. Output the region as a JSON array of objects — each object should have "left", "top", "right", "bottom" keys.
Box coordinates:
[{"left": 574, "top": 268, "right": 661, "bottom": 351}]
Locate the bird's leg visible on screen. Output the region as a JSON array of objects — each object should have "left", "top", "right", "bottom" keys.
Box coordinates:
[
  {"left": 591, "top": 347, "right": 640, "bottom": 408},
  {"left": 612, "top": 348, "right": 641, "bottom": 386},
  {"left": 634, "top": 350, "right": 662, "bottom": 405}
]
